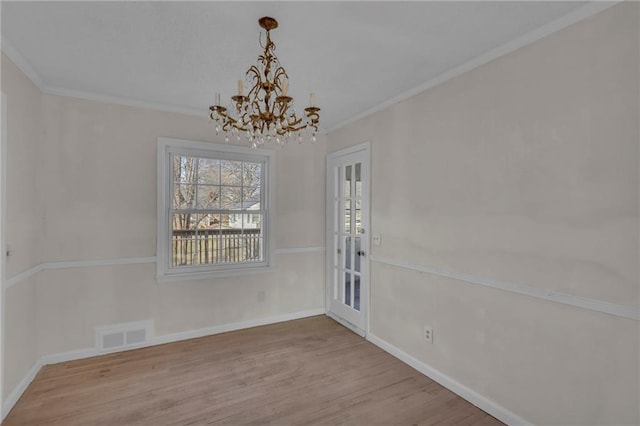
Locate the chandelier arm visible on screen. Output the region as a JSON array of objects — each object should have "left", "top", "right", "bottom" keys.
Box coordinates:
[
  {"left": 287, "top": 117, "right": 303, "bottom": 128},
  {"left": 209, "top": 107, "right": 228, "bottom": 121},
  {"left": 237, "top": 105, "right": 249, "bottom": 129},
  {"left": 246, "top": 66, "right": 262, "bottom": 95},
  {"left": 231, "top": 121, "right": 250, "bottom": 132},
  {"left": 222, "top": 119, "right": 235, "bottom": 132},
  {"left": 273, "top": 67, "right": 287, "bottom": 89},
  {"left": 277, "top": 126, "right": 295, "bottom": 136},
  {"left": 284, "top": 124, "right": 309, "bottom": 133}
]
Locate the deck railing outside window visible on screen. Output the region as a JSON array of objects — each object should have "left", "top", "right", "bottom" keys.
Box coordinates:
[{"left": 172, "top": 228, "right": 262, "bottom": 266}]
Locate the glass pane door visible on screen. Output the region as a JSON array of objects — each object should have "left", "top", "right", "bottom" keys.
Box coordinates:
[{"left": 327, "top": 146, "right": 369, "bottom": 334}]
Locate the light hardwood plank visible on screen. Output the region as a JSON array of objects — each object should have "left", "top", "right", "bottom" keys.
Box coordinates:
[{"left": 4, "top": 316, "right": 503, "bottom": 425}]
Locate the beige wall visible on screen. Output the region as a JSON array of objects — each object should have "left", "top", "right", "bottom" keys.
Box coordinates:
[
  {"left": 2, "top": 54, "right": 43, "bottom": 276},
  {"left": 2, "top": 3, "right": 639, "bottom": 424},
  {"left": 329, "top": 3, "right": 639, "bottom": 425},
  {"left": 1, "top": 53, "right": 43, "bottom": 397},
  {"left": 34, "top": 93, "right": 327, "bottom": 356},
  {"left": 39, "top": 94, "right": 326, "bottom": 262},
  {"left": 3, "top": 278, "right": 37, "bottom": 403},
  {"left": 2, "top": 54, "right": 326, "bottom": 398}
]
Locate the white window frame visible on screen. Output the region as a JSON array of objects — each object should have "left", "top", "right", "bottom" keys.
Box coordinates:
[{"left": 156, "top": 137, "right": 275, "bottom": 282}]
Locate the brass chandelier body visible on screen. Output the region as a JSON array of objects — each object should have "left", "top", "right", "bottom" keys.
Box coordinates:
[{"left": 209, "top": 17, "right": 320, "bottom": 145}]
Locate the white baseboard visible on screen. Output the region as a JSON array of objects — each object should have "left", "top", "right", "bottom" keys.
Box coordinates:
[
  {"left": 41, "top": 347, "right": 100, "bottom": 365},
  {"left": 152, "top": 308, "right": 325, "bottom": 346},
  {"left": 1, "top": 358, "right": 43, "bottom": 421},
  {"left": 366, "top": 333, "right": 531, "bottom": 426},
  {"left": 1, "top": 308, "right": 325, "bottom": 421}
]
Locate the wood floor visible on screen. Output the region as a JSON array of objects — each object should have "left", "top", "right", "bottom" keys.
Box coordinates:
[{"left": 5, "top": 316, "right": 502, "bottom": 425}]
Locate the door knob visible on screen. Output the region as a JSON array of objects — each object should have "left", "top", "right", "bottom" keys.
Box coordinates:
[{"left": 357, "top": 250, "right": 366, "bottom": 257}]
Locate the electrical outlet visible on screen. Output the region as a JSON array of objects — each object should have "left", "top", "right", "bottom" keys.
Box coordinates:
[
  {"left": 424, "top": 325, "right": 433, "bottom": 344},
  {"left": 372, "top": 234, "right": 381, "bottom": 246}
]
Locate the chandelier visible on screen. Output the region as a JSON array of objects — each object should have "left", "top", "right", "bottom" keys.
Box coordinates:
[{"left": 209, "top": 16, "right": 320, "bottom": 146}]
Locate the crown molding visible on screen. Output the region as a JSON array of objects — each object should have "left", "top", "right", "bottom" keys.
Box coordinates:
[
  {"left": 1, "top": 37, "right": 205, "bottom": 119},
  {"left": 42, "top": 86, "right": 205, "bottom": 118},
  {"left": 1, "top": 36, "right": 45, "bottom": 90},
  {"left": 2, "top": 2, "right": 620, "bottom": 133},
  {"left": 326, "top": 1, "right": 621, "bottom": 134}
]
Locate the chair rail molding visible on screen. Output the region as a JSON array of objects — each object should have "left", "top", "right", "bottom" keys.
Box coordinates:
[
  {"left": 370, "top": 255, "right": 640, "bottom": 322},
  {"left": 3, "top": 246, "right": 326, "bottom": 290}
]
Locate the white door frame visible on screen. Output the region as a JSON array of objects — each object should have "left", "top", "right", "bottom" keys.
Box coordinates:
[
  {"left": 325, "top": 141, "right": 371, "bottom": 336},
  {"left": 0, "top": 91, "right": 6, "bottom": 417}
]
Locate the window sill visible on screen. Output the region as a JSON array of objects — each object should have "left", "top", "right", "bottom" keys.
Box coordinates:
[{"left": 156, "top": 264, "right": 276, "bottom": 283}]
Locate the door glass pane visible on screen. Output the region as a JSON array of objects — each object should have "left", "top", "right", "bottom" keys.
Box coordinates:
[
  {"left": 338, "top": 268, "right": 344, "bottom": 302},
  {"left": 355, "top": 162, "right": 362, "bottom": 198},
  {"left": 354, "top": 237, "right": 361, "bottom": 273},
  {"left": 344, "top": 200, "right": 351, "bottom": 233},
  {"left": 345, "top": 272, "right": 351, "bottom": 306},
  {"left": 344, "top": 236, "right": 351, "bottom": 270},
  {"left": 355, "top": 199, "right": 362, "bottom": 235},
  {"left": 354, "top": 274, "right": 361, "bottom": 311},
  {"left": 345, "top": 165, "right": 352, "bottom": 198},
  {"left": 336, "top": 166, "right": 342, "bottom": 200}
]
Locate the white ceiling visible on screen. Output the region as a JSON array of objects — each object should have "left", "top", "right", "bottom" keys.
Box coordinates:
[{"left": 2, "top": 1, "right": 593, "bottom": 132}]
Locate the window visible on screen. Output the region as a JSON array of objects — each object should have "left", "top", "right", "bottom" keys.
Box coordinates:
[{"left": 157, "top": 138, "right": 275, "bottom": 281}]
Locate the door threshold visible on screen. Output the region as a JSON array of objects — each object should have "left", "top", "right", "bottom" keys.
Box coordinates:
[{"left": 326, "top": 311, "right": 365, "bottom": 337}]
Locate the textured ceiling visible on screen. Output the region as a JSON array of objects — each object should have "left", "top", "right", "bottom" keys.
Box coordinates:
[{"left": 2, "top": 1, "right": 590, "bottom": 132}]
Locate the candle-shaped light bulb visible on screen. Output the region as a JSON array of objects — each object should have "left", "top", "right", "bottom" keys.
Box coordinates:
[
  {"left": 238, "top": 80, "right": 243, "bottom": 95},
  {"left": 282, "top": 81, "right": 288, "bottom": 96},
  {"left": 310, "top": 92, "right": 315, "bottom": 106},
  {"left": 215, "top": 92, "right": 221, "bottom": 105}
]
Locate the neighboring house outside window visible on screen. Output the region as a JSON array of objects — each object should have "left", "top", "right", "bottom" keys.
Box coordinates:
[
  {"left": 156, "top": 138, "right": 275, "bottom": 281},
  {"left": 229, "top": 201, "right": 261, "bottom": 229}
]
